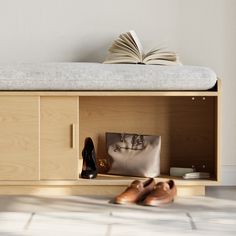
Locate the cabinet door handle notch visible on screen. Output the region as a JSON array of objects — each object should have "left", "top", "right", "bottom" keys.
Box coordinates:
[{"left": 71, "top": 123, "right": 76, "bottom": 149}]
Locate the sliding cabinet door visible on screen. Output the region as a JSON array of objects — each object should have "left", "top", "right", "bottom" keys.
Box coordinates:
[
  {"left": 0, "top": 96, "right": 39, "bottom": 180},
  {"left": 40, "top": 97, "right": 78, "bottom": 180}
]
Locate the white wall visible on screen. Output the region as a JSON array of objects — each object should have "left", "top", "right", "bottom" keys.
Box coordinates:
[{"left": 0, "top": 0, "right": 235, "bottom": 184}]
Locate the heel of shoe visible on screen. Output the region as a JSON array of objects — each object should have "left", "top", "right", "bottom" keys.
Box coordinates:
[{"left": 81, "top": 170, "right": 97, "bottom": 179}]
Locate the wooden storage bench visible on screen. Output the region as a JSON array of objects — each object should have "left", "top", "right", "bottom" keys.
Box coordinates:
[{"left": 0, "top": 81, "right": 220, "bottom": 196}]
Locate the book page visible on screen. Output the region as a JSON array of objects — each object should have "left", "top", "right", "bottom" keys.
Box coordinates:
[
  {"left": 104, "top": 57, "right": 140, "bottom": 64},
  {"left": 106, "top": 49, "right": 140, "bottom": 62},
  {"left": 104, "top": 31, "right": 143, "bottom": 64},
  {"left": 119, "top": 33, "right": 139, "bottom": 55},
  {"left": 114, "top": 39, "right": 140, "bottom": 58},
  {"left": 143, "top": 50, "right": 180, "bottom": 65},
  {"left": 129, "top": 30, "right": 144, "bottom": 57},
  {"left": 145, "top": 59, "right": 182, "bottom": 65}
]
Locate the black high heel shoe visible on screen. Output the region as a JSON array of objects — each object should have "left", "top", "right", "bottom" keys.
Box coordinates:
[{"left": 81, "top": 137, "right": 97, "bottom": 179}]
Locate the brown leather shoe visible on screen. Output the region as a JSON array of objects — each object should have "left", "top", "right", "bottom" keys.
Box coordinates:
[
  {"left": 114, "top": 178, "right": 155, "bottom": 204},
  {"left": 143, "top": 180, "right": 177, "bottom": 206}
]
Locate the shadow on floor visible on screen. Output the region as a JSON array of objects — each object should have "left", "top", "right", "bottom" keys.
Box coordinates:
[
  {"left": 0, "top": 194, "right": 236, "bottom": 213},
  {"left": 206, "top": 186, "right": 236, "bottom": 201}
]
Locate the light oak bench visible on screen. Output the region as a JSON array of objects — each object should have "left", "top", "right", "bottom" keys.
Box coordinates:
[{"left": 0, "top": 81, "right": 220, "bottom": 196}]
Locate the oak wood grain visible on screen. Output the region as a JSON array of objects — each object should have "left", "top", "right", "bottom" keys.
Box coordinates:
[
  {"left": 40, "top": 97, "right": 79, "bottom": 180},
  {"left": 0, "top": 96, "right": 39, "bottom": 180}
]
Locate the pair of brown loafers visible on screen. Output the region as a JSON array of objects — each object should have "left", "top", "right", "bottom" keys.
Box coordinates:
[{"left": 114, "top": 178, "right": 177, "bottom": 206}]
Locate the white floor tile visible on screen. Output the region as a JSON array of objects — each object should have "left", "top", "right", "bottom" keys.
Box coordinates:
[
  {"left": 162, "top": 196, "right": 236, "bottom": 213},
  {"left": 190, "top": 212, "right": 236, "bottom": 233},
  {"left": 112, "top": 211, "right": 189, "bottom": 224},
  {"left": 110, "top": 224, "right": 192, "bottom": 236},
  {"left": 0, "top": 196, "right": 112, "bottom": 212},
  {"left": 0, "top": 212, "right": 31, "bottom": 230},
  {"left": 27, "top": 212, "right": 108, "bottom": 235},
  {"left": 0, "top": 195, "right": 236, "bottom": 235}
]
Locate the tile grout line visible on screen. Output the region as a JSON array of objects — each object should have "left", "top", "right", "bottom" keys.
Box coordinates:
[
  {"left": 24, "top": 212, "right": 35, "bottom": 230},
  {"left": 104, "top": 212, "right": 113, "bottom": 236},
  {"left": 186, "top": 212, "right": 197, "bottom": 230}
]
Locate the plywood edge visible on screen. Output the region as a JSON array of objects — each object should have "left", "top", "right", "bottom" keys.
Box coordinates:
[
  {"left": 0, "top": 178, "right": 219, "bottom": 186},
  {"left": 0, "top": 91, "right": 218, "bottom": 96},
  {"left": 217, "top": 78, "right": 221, "bottom": 182},
  {"left": 0, "top": 185, "right": 205, "bottom": 196}
]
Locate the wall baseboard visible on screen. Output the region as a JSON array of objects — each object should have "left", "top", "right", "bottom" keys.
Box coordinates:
[{"left": 221, "top": 165, "right": 236, "bottom": 185}]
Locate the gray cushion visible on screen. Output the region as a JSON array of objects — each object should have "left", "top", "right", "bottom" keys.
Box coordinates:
[{"left": 0, "top": 63, "right": 217, "bottom": 90}]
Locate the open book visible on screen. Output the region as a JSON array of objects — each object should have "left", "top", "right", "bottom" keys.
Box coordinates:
[{"left": 104, "top": 31, "right": 181, "bottom": 65}]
